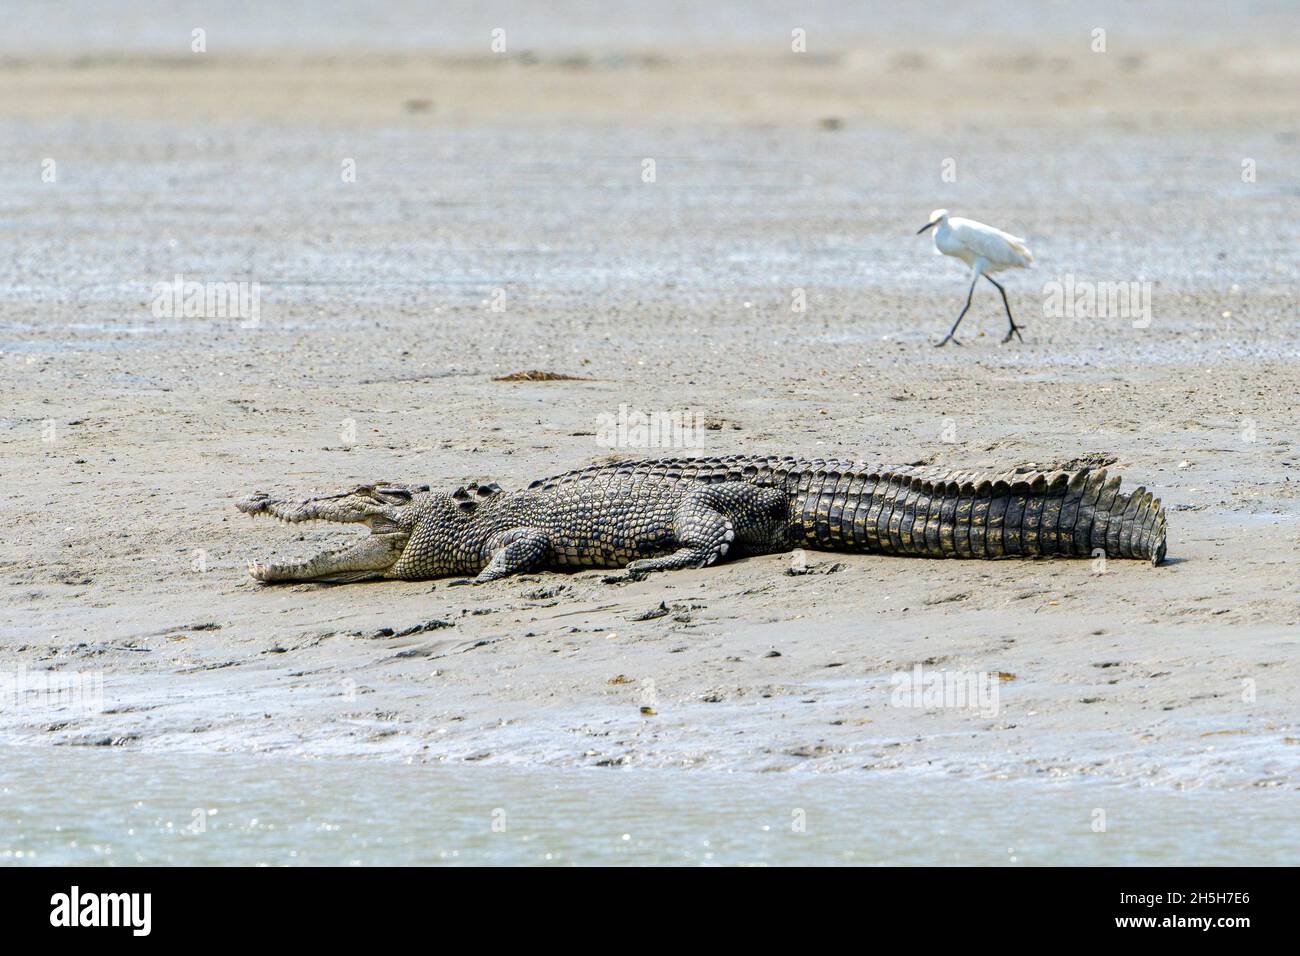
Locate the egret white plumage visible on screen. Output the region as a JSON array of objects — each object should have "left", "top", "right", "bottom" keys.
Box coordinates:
[{"left": 916, "top": 209, "right": 1033, "bottom": 346}]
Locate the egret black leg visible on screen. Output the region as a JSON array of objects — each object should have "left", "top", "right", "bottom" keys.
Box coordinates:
[
  {"left": 985, "top": 275, "right": 1024, "bottom": 344},
  {"left": 936, "top": 275, "right": 980, "bottom": 347}
]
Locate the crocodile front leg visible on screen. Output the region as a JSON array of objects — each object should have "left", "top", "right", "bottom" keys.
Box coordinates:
[{"left": 475, "top": 529, "right": 552, "bottom": 582}]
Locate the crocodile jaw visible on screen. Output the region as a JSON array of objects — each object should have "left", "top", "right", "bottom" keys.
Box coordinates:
[
  {"left": 245, "top": 532, "right": 410, "bottom": 583},
  {"left": 237, "top": 484, "right": 420, "bottom": 583}
]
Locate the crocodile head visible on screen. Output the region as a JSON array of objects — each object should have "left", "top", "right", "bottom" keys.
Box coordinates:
[{"left": 236, "top": 483, "right": 428, "bottom": 583}]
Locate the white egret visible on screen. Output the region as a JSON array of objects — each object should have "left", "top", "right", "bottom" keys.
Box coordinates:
[{"left": 916, "top": 209, "right": 1033, "bottom": 346}]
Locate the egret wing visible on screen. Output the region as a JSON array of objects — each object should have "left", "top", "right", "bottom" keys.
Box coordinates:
[{"left": 949, "top": 217, "right": 1034, "bottom": 268}]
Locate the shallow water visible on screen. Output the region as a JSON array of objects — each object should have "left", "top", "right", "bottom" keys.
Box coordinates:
[
  {"left": 0, "top": 0, "right": 1273, "bottom": 54},
  {"left": 1, "top": 747, "right": 1293, "bottom": 866}
]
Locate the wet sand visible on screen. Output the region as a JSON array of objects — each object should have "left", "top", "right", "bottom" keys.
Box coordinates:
[{"left": 1, "top": 7, "right": 1298, "bottom": 799}]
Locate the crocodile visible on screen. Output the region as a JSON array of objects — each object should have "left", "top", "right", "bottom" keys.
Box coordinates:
[{"left": 237, "top": 455, "right": 1167, "bottom": 583}]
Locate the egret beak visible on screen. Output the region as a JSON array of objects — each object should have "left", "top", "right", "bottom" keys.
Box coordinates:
[{"left": 916, "top": 220, "right": 937, "bottom": 235}]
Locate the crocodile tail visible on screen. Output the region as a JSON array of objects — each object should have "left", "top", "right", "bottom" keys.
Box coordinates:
[
  {"left": 822, "top": 467, "right": 1166, "bottom": 563},
  {"left": 1094, "top": 474, "right": 1167, "bottom": 566},
  {"left": 992, "top": 468, "right": 1166, "bottom": 564}
]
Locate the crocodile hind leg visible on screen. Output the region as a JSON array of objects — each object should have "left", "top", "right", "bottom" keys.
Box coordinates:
[
  {"left": 626, "top": 483, "right": 787, "bottom": 576},
  {"left": 475, "top": 529, "right": 551, "bottom": 582},
  {"left": 626, "top": 546, "right": 719, "bottom": 575}
]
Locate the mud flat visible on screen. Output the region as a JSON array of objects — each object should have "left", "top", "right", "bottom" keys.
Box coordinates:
[{"left": 1, "top": 4, "right": 1298, "bottom": 863}]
